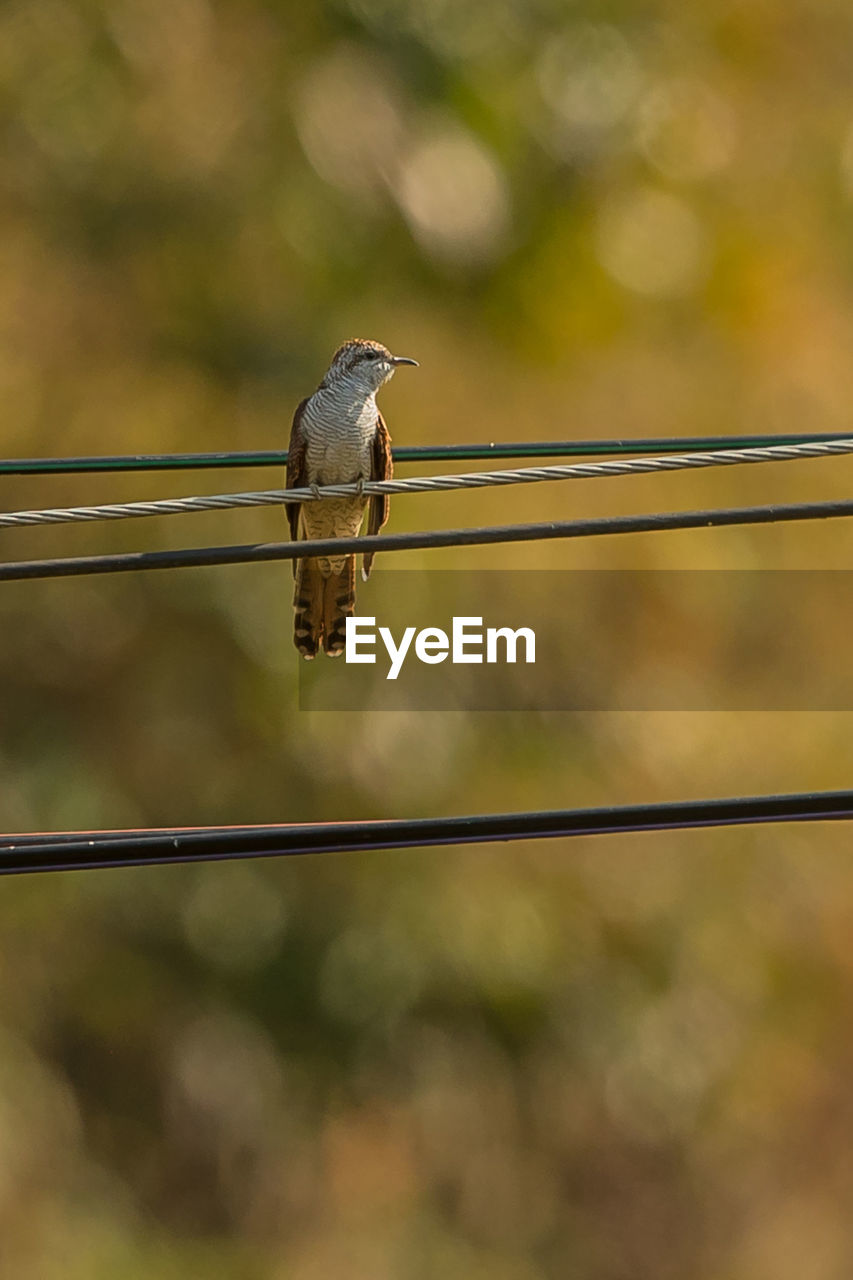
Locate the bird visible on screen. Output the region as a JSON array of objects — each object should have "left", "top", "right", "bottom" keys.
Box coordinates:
[{"left": 286, "top": 339, "right": 418, "bottom": 658}]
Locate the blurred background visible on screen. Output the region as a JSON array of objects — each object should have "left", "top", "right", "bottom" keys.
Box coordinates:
[{"left": 2, "top": 0, "right": 853, "bottom": 1275}]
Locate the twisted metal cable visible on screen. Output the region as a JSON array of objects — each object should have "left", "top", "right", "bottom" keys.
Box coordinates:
[{"left": 2, "top": 437, "right": 853, "bottom": 530}]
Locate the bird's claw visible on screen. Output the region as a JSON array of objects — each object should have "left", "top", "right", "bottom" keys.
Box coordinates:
[
  {"left": 310, "top": 484, "right": 322, "bottom": 501},
  {"left": 354, "top": 477, "right": 366, "bottom": 499}
]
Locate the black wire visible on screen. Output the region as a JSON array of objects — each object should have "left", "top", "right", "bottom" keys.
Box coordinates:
[
  {"left": 3, "top": 433, "right": 853, "bottom": 474},
  {"left": 2, "top": 790, "right": 852, "bottom": 874},
  {"left": 2, "top": 496, "right": 853, "bottom": 582}
]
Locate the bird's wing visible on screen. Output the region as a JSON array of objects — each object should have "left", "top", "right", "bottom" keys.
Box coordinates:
[
  {"left": 286, "top": 397, "right": 309, "bottom": 543},
  {"left": 368, "top": 409, "right": 393, "bottom": 534},
  {"left": 362, "top": 410, "right": 393, "bottom": 579}
]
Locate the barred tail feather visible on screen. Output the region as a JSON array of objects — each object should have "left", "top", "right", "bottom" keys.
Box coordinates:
[
  {"left": 322, "top": 555, "right": 356, "bottom": 656},
  {"left": 292, "top": 555, "right": 357, "bottom": 658},
  {"left": 293, "top": 557, "right": 323, "bottom": 658}
]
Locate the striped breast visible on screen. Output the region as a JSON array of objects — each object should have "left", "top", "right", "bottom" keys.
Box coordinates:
[{"left": 299, "top": 381, "right": 377, "bottom": 572}]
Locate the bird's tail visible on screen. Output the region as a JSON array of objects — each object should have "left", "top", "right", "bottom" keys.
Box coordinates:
[{"left": 293, "top": 556, "right": 357, "bottom": 658}]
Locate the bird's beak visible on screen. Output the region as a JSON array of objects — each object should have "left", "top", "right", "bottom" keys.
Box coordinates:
[{"left": 391, "top": 355, "right": 418, "bottom": 367}]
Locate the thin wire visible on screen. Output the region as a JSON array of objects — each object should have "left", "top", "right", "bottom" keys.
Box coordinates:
[
  {"left": 2, "top": 495, "right": 853, "bottom": 582},
  {"left": 3, "top": 437, "right": 853, "bottom": 530},
  {"left": 3, "top": 432, "right": 853, "bottom": 475},
  {"left": 2, "top": 789, "right": 852, "bottom": 874}
]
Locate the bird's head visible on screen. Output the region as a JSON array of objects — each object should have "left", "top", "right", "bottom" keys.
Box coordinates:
[{"left": 321, "top": 339, "right": 418, "bottom": 395}]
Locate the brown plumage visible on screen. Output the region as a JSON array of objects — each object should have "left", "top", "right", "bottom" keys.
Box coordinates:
[{"left": 285, "top": 340, "right": 415, "bottom": 658}]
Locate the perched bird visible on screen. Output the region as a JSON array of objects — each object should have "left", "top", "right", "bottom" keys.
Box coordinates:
[{"left": 286, "top": 339, "right": 418, "bottom": 658}]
